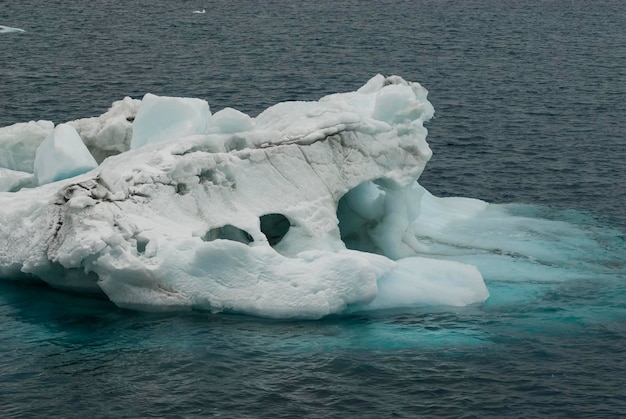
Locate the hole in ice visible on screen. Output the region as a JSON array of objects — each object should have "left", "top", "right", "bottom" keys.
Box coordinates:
[
  {"left": 203, "top": 224, "right": 253, "bottom": 245},
  {"left": 198, "top": 168, "right": 235, "bottom": 187},
  {"left": 198, "top": 169, "right": 216, "bottom": 183},
  {"left": 136, "top": 237, "right": 149, "bottom": 254},
  {"left": 337, "top": 181, "right": 384, "bottom": 255},
  {"left": 223, "top": 136, "right": 248, "bottom": 152},
  {"left": 176, "top": 182, "right": 189, "bottom": 195},
  {"left": 259, "top": 213, "right": 291, "bottom": 246}
]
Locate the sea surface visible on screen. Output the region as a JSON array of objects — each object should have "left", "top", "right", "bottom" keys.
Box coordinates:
[{"left": 1, "top": 0, "right": 625, "bottom": 417}]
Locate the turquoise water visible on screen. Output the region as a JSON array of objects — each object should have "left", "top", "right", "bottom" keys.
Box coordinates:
[{"left": 1, "top": 0, "right": 626, "bottom": 417}]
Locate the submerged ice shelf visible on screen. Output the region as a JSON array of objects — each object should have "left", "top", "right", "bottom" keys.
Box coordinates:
[{"left": 1, "top": 75, "right": 612, "bottom": 319}]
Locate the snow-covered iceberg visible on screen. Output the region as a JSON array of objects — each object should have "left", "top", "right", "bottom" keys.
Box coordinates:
[{"left": 0, "top": 75, "right": 490, "bottom": 319}]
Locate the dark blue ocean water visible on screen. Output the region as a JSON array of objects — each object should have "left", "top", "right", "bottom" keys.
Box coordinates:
[{"left": 1, "top": 0, "right": 625, "bottom": 417}]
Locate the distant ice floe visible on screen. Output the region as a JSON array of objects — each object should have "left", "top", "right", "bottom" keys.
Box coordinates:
[
  {"left": 0, "top": 25, "right": 25, "bottom": 34},
  {"left": 0, "top": 74, "right": 610, "bottom": 320}
]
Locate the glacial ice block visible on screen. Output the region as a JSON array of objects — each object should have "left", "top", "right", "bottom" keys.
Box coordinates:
[
  {"left": 0, "top": 75, "right": 490, "bottom": 319},
  {"left": 33, "top": 123, "right": 98, "bottom": 186},
  {"left": 130, "top": 94, "right": 211, "bottom": 149}
]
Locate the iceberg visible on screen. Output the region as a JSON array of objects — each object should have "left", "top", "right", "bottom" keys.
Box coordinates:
[{"left": 0, "top": 75, "right": 491, "bottom": 319}]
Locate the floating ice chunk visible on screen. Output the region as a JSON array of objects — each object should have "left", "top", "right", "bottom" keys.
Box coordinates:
[
  {"left": 130, "top": 93, "right": 211, "bottom": 149},
  {"left": 207, "top": 107, "right": 254, "bottom": 134},
  {"left": 0, "top": 25, "right": 25, "bottom": 34},
  {"left": 0, "top": 120, "right": 54, "bottom": 173},
  {"left": 33, "top": 123, "right": 98, "bottom": 185}
]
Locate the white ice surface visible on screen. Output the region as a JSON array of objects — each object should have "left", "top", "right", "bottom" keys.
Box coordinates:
[
  {"left": 0, "top": 168, "right": 34, "bottom": 192},
  {"left": 362, "top": 257, "right": 488, "bottom": 310},
  {"left": 0, "top": 75, "right": 491, "bottom": 319}
]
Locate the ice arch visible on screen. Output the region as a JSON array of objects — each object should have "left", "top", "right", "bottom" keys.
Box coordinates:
[
  {"left": 337, "top": 181, "right": 385, "bottom": 255},
  {"left": 204, "top": 225, "right": 254, "bottom": 245},
  {"left": 337, "top": 180, "right": 429, "bottom": 260}
]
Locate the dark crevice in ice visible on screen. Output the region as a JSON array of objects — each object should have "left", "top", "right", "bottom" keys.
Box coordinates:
[
  {"left": 260, "top": 213, "right": 290, "bottom": 246},
  {"left": 201, "top": 215, "right": 291, "bottom": 247},
  {"left": 136, "top": 236, "right": 148, "bottom": 254},
  {"left": 176, "top": 182, "right": 189, "bottom": 195},
  {"left": 203, "top": 224, "right": 254, "bottom": 245}
]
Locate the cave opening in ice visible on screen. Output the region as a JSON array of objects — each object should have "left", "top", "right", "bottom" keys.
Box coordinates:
[
  {"left": 337, "top": 180, "right": 429, "bottom": 261},
  {"left": 200, "top": 214, "right": 291, "bottom": 248},
  {"left": 337, "top": 181, "right": 386, "bottom": 256},
  {"left": 259, "top": 213, "right": 291, "bottom": 246},
  {"left": 203, "top": 225, "right": 254, "bottom": 245}
]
